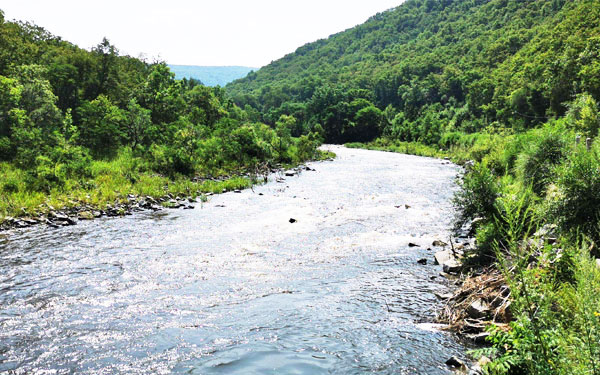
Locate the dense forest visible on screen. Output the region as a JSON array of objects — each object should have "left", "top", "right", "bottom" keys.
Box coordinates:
[
  {"left": 0, "top": 10, "right": 324, "bottom": 220},
  {"left": 228, "top": 0, "right": 600, "bottom": 374},
  {"left": 227, "top": 0, "right": 598, "bottom": 145}
]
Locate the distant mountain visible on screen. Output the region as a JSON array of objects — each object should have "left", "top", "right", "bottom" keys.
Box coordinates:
[
  {"left": 168, "top": 65, "right": 257, "bottom": 87},
  {"left": 225, "top": 0, "right": 598, "bottom": 144}
]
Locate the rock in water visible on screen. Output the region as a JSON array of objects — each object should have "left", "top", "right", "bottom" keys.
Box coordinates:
[
  {"left": 417, "top": 258, "right": 428, "bottom": 265},
  {"left": 408, "top": 242, "right": 419, "bottom": 248},
  {"left": 445, "top": 356, "right": 465, "bottom": 369},
  {"left": 78, "top": 211, "right": 94, "bottom": 220},
  {"left": 289, "top": 218, "right": 297, "bottom": 223}
]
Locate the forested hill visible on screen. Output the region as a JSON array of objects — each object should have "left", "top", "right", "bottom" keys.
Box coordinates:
[
  {"left": 0, "top": 9, "right": 323, "bottom": 221},
  {"left": 168, "top": 65, "right": 256, "bottom": 87},
  {"left": 226, "top": 0, "right": 600, "bottom": 144}
]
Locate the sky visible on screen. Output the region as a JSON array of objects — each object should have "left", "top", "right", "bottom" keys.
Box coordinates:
[{"left": 0, "top": 0, "right": 404, "bottom": 68}]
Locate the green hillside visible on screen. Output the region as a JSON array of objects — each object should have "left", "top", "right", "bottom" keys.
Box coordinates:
[
  {"left": 168, "top": 65, "right": 256, "bottom": 87},
  {"left": 227, "top": 0, "right": 599, "bottom": 144}
]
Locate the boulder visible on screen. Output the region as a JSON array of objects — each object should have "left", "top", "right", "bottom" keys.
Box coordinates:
[
  {"left": 78, "top": 211, "right": 95, "bottom": 220},
  {"left": 445, "top": 356, "right": 465, "bottom": 369},
  {"left": 434, "top": 250, "right": 453, "bottom": 265},
  {"left": 417, "top": 258, "right": 428, "bottom": 265},
  {"left": 443, "top": 259, "right": 461, "bottom": 274},
  {"left": 467, "top": 299, "right": 490, "bottom": 319},
  {"left": 432, "top": 240, "right": 448, "bottom": 247},
  {"left": 466, "top": 331, "right": 490, "bottom": 344},
  {"left": 289, "top": 218, "right": 297, "bottom": 223}
]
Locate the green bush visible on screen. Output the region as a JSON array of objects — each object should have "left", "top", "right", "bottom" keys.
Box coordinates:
[
  {"left": 516, "top": 129, "right": 568, "bottom": 195},
  {"left": 453, "top": 163, "right": 499, "bottom": 231},
  {"left": 551, "top": 146, "right": 600, "bottom": 247}
]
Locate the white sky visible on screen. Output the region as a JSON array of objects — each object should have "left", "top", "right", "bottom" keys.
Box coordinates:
[{"left": 0, "top": 0, "right": 403, "bottom": 67}]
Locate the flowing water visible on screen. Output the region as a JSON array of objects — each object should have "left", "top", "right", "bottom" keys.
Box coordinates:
[{"left": 0, "top": 146, "right": 469, "bottom": 374}]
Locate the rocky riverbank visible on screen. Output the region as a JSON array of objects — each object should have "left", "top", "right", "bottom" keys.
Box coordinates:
[{"left": 0, "top": 163, "right": 323, "bottom": 233}]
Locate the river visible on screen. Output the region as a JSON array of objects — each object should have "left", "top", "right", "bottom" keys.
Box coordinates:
[{"left": 0, "top": 146, "right": 468, "bottom": 374}]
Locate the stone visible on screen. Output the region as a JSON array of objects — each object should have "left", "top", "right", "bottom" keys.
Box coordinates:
[
  {"left": 434, "top": 292, "right": 454, "bottom": 300},
  {"left": 285, "top": 171, "right": 296, "bottom": 177},
  {"left": 45, "top": 219, "right": 59, "bottom": 228},
  {"left": 445, "top": 356, "right": 465, "bottom": 369},
  {"left": 417, "top": 258, "right": 428, "bottom": 265},
  {"left": 434, "top": 250, "right": 453, "bottom": 265},
  {"left": 443, "top": 259, "right": 461, "bottom": 274},
  {"left": 234, "top": 190, "right": 242, "bottom": 193},
  {"left": 432, "top": 240, "right": 448, "bottom": 247},
  {"left": 408, "top": 242, "right": 419, "bottom": 248},
  {"left": 466, "top": 331, "right": 490, "bottom": 344},
  {"left": 289, "top": 218, "right": 297, "bottom": 223},
  {"left": 467, "top": 299, "right": 490, "bottom": 319},
  {"left": 78, "top": 211, "right": 95, "bottom": 220}
]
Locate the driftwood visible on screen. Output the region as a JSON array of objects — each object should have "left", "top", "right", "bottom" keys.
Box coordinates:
[{"left": 437, "top": 268, "right": 511, "bottom": 338}]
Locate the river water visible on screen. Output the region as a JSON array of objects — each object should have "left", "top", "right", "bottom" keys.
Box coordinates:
[{"left": 0, "top": 146, "right": 468, "bottom": 374}]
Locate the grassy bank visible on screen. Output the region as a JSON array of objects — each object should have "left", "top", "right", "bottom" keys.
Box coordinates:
[
  {"left": 350, "top": 122, "right": 600, "bottom": 374},
  {"left": 346, "top": 139, "right": 446, "bottom": 159},
  {"left": 0, "top": 147, "right": 335, "bottom": 226}
]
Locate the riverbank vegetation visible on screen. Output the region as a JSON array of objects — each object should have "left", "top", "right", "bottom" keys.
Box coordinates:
[
  {"left": 0, "top": 11, "right": 326, "bottom": 224},
  {"left": 226, "top": 0, "right": 600, "bottom": 373}
]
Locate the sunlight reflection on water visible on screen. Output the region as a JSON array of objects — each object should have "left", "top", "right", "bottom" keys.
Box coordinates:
[{"left": 0, "top": 146, "right": 468, "bottom": 374}]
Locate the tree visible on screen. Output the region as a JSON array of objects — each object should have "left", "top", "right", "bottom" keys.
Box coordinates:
[
  {"left": 275, "top": 114, "right": 295, "bottom": 158},
  {"left": 77, "top": 95, "right": 125, "bottom": 157},
  {"left": 124, "top": 98, "right": 151, "bottom": 148}
]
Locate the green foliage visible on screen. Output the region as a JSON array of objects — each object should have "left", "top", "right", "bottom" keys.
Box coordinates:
[
  {"left": 566, "top": 93, "right": 600, "bottom": 138},
  {"left": 551, "top": 145, "right": 600, "bottom": 247},
  {"left": 0, "top": 11, "right": 323, "bottom": 224},
  {"left": 453, "top": 163, "right": 499, "bottom": 231},
  {"left": 77, "top": 95, "right": 125, "bottom": 157},
  {"left": 515, "top": 127, "right": 568, "bottom": 195}
]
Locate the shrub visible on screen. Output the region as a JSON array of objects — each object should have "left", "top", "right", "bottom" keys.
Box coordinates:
[
  {"left": 515, "top": 129, "right": 567, "bottom": 195},
  {"left": 453, "top": 163, "right": 499, "bottom": 231},
  {"left": 551, "top": 146, "right": 600, "bottom": 247}
]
